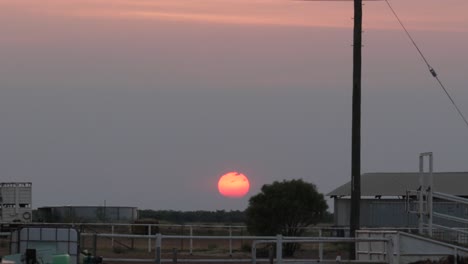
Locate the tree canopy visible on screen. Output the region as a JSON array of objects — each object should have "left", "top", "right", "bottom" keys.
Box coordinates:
[{"left": 245, "top": 179, "right": 328, "bottom": 256}]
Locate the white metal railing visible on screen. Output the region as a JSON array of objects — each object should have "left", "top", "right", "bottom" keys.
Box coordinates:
[
  {"left": 433, "top": 192, "right": 468, "bottom": 205},
  {"left": 79, "top": 232, "right": 392, "bottom": 264},
  {"left": 358, "top": 230, "right": 468, "bottom": 264},
  {"left": 252, "top": 235, "right": 392, "bottom": 264},
  {"left": 0, "top": 222, "right": 351, "bottom": 234},
  {"left": 406, "top": 152, "right": 468, "bottom": 244},
  {"left": 2, "top": 222, "right": 350, "bottom": 253},
  {"left": 399, "top": 231, "right": 468, "bottom": 264},
  {"left": 6, "top": 226, "right": 468, "bottom": 263}
]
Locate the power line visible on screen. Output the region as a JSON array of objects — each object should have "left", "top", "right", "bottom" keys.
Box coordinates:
[{"left": 384, "top": 0, "right": 468, "bottom": 129}]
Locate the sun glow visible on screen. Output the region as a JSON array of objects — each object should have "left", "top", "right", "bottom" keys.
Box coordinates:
[{"left": 218, "top": 172, "right": 250, "bottom": 198}]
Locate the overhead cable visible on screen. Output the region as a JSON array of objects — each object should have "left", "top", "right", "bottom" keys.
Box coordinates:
[{"left": 384, "top": 0, "right": 468, "bottom": 129}]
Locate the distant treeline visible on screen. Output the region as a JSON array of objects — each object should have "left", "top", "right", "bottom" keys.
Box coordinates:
[
  {"left": 139, "top": 209, "right": 333, "bottom": 224},
  {"left": 138, "top": 210, "right": 246, "bottom": 223}
]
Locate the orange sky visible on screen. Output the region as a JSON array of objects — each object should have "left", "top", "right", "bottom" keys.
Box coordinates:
[{"left": 2, "top": 0, "right": 467, "bottom": 32}]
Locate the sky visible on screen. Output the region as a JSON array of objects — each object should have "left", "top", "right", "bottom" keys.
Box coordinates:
[{"left": 0, "top": 0, "right": 467, "bottom": 211}]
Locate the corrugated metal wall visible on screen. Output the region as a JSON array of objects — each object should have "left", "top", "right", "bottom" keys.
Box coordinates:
[{"left": 334, "top": 198, "right": 468, "bottom": 228}]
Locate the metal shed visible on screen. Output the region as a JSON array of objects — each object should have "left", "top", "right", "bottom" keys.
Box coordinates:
[{"left": 328, "top": 172, "right": 468, "bottom": 228}]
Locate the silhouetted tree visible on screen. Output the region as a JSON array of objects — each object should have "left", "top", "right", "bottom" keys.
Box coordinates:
[{"left": 245, "top": 179, "right": 328, "bottom": 256}]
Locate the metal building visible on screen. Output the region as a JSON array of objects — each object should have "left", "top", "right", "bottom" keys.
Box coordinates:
[
  {"left": 37, "top": 206, "right": 138, "bottom": 223},
  {"left": 328, "top": 172, "right": 468, "bottom": 228},
  {"left": 0, "top": 182, "right": 33, "bottom": 222}
]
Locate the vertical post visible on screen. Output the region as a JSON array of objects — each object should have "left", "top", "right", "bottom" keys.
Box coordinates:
[
  {"left": 395, "top": 232, "right": 400, "bottom": 264},
  {"left": 251, "top": 242, "right": 257, "bottom": 264},
  {"left": 172, "top": 248, "right": 178, "bottom": 263},
  {"left": 155, "top": 233, "right": 162, "bottom": 264},
  {"left": 419, "top": 152, "right": 433, "bottom": 236},
  {"left": 268, "top": 245, "right": 274, "bottom": 264},
  {"left": 229, "top": 226, "right": 233, "bottom": 257},
  {"left": 419, "top": 155, "right": 424, "bottom": 235},
  {"left": 92, "top": 234, "right": 98, "bottom": 257},
  {"left": 319, "top": 229, "right": 323, "bottom": 261},
  {"left": 387, "top": 238, "right": 394, "bottom": 264},
  {"left": 111, "top": 225, "right": 114, "bottom": 248},
  {"left": 454, "top": 247, "right": 458, "bottom": 264},
  {"left": 189, "top": 225, "right": 193, "bottom": 255},
  {"left": 350, "top": 0, "right": 363, "bottom": 257},
  {"left": 148, "top": 225, "right": 152, "bottom": 253},
  {"left": 276, "top": 235, "right": 283, "bottom": 264},
  {"left": 241, "top": 228, "right": 244, "bottom": 247},
  {"left": 180, "top": 225, "right": 184, "bottom": 251},
  {"left": 428, "top": 153, "right": 433, "bottom": 237},
  {"left": 14, "top": 183, "right": 19, "bottom": 216}
]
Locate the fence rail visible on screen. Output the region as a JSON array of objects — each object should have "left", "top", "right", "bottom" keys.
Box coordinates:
[
  {"left": 3, "top": 223, "right": 468, "bottom": 263},
  {"left": 80, "top": 232, "right": 392, "bottom": 264},
  {"left": 1, "top": 223, "right": 393, "bottom": 264}
]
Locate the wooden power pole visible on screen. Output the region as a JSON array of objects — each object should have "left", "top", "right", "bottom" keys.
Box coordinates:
[
  {"left": 350, "top": 0, "right": 362, "bottom": 245},
  {"left": 301, "top": 0, "right": 364, "bottom": 258}
]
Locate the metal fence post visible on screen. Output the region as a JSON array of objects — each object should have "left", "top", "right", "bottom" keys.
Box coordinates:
[
  {"left": 92, "top": 233, "right": 97, "bottom": 257},
  {"left": 155, "top": 233, "right": 162, "bottom": 264},
  {"left": 111, "top": 225, "right": 114, "bottom": 248},
  {"left": 419, "top": 152, "right": 433, "bottom": 236},
  {"left": 276, "top": 234, "right": 282, "bottom": 264},
  {"left": 386, "top": 238, "right": 394, "bottom": 264},
  {"left": 172, "top": 248, "right": 178, "bottom": 263},
  {"left": 268, "top": 245, "right": 274, "bottom": 264},
  {"left": 419, "top": 154, "right": 424, "bottom": 235},
  {"left": 428, "top": 153, "right": 433, "bottom": 237},
  {"left": 189, "top": 225, "right": 193, "bottom": 255},
  {"left": 180, "top": 225, "right": 184, "bottom": 251},
  {"left": 148, "top": 225, "right": 152, "bottom": 253},
  {"left": 319, "top": 229, "right": 323, "bottom": 261},
  {"left": 454, "top": 247, "right": 458, "bottom": 264},
  {"left": 251, "top": 242, "right": 257, "bottom": 264},
  {"left": 395, "top": 233, "right": 400, "bottom": 264},
  {"left": 229, "top": 226, "right": 233, "bottom": 257}
]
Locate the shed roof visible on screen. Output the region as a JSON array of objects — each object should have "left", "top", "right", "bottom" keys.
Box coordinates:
[{"left": 327, "top": 172, "right": 468, "bottom": 197}]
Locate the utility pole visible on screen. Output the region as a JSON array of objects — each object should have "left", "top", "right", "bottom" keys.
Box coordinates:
[
  {"left": 300, "top": 0, "right": 363, "bottom": 256},
  {"left": 350, "top": 0, "right": 362, "bottom": 248}
]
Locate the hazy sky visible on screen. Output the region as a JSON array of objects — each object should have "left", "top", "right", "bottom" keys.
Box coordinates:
[{"left": 1, "top": 0, "right": 467, "bottom": 211}]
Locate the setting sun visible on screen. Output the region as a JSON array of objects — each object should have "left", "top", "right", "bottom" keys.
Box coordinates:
[{"left": 218, "top": 172, "right": 250, "bottom": 198}]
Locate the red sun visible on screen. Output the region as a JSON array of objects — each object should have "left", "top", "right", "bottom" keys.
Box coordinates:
[{"left": 218, "top": 172, "right": 250, "bottom": 198}]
